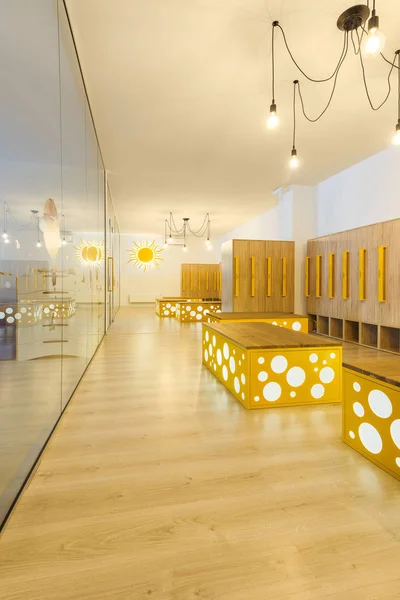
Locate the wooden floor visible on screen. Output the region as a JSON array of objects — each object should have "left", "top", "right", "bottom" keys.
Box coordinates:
[{"left": 1, "top": 306, "right": 400, "bottom": 599}]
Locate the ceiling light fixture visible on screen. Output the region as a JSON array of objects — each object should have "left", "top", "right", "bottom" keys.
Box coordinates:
[
  {"left": 268, "top": 4, "right": 400, "bottom": 168},
  {"left": 164, "top": 212, "right": 211, "bottom": 250}
]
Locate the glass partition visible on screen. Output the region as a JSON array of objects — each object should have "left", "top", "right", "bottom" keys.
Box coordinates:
[{"left": 0, "top": 0, "right": 117, "bottom": 527}]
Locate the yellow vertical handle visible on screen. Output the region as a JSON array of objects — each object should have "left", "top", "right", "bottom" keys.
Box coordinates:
[
  {"left": 234, "top": 256, "right": 239, "bottom": 297},
  {"left": 213, "top": 272, "right": 217, "bottom": 291},
  {"left": 182, "top": 271, "right": 186, "bottom": 291},
  {"left": 359, "top": 248, "right": 366, "bottom": 301},
  {"left": 206, "top": 271, "right": 209, "bottom": 291},
  {"left": 342, "top": 251, "right": 349, "bottom": 299},
  {"left": 328, "top": 253, "right": 335, "bottom": 298},
  {"left": 219, "top": 271, "right": 222, "bottom": 293},
  {"left": 305, "top": 256, "right": 310, "bottom": 297},
  {"left": 316, "top": 255, "right": 322, "bottom": 298},
  {"left": 282, "top": 257, "right": 287, "bottom": 297},
  {"left": 266, "top": 257, "right": 272, "bottom": 297},
  {"left": 198, "top": 272, "right": 201, "bottom": 291},
  {"left": 190, "top": 270, "right": 193, "bottom": 291},
  {"left": 378, "top": 245, "right": 386, "bottom": 302},
  {"left": 251, "top": 256, "right": 255, "bottom": 297}
]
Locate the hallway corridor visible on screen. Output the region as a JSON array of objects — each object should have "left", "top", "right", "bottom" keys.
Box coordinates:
[{"left": 1, "top": 306, "right": 400, "bottom": 599}]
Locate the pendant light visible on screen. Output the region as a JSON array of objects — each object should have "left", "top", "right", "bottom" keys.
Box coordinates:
[
  {"left": 266, "top": 7, "right": 400, "bottom": 168},
  {"left": 267, "top": 22, "right": 280, "bottom": 130},
  {"left": 363, "top": 1, "right": 385, "bottom": 56},
  {"left": 289, "top": 81, "right": 300, "bottom": 169},
  {"left": 392, "top": 51, "right": 400, "bottom": 145}
]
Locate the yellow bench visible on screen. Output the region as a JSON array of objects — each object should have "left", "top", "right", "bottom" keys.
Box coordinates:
[{"left": 203, "top": 321, "right": 342, "bottom": 409}]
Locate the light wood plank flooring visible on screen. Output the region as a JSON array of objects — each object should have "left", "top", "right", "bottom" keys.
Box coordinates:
[{"left": 1, "top": 305, "right": 400, "bottom": 599}]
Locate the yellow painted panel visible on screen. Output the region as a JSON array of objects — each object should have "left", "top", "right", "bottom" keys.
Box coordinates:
[
  {"left": 342, "top": 250, "right": 349, "bottom": 300},
  {"left": 342, "top": 368, "right": 400, "bottom": 482},
  {"left": 305, "top": 256, "right": 310, "bottom": 298},
  {"left": 359, "top": 248, "right": 366, "bottom": 301},
  {"left": 266, "top": 256, "right": 272, "bottom": 297},
  {"left": 219, "top": 271, "right": 222, "bottom": 293},
  {"left": 282, "top": 257, "right": 287, "bottom": 297},
  {"left": 251, "top": 256, "right": 255, "bottom": 297},
  {"left": 316, "top": 255, "right": 322, "bottom": 298},
  {"left": 202, "top": 325, "right": 250, "bottom": 408},
  {"left": 328, "top": 253, "right": 335, "bottom": 298},
  {"left": 378, "top": 245, "right": 387, "bottom": 302},
  {"left": 234, "top": 256, "right": 239, "bottom": 297},
  {"left": 213, "top": 272, "right": 217, "bottom": 291}
]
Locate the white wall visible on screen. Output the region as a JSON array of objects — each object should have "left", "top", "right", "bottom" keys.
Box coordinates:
[
  {"left": 120, "top": 234, "right": 219, "bottom": 304},
  {"left": 316, "top": 146, "right": 400, "bottom": 236},
  {"left": 219, "top": 186, "right": 317, "bottom": 313}
]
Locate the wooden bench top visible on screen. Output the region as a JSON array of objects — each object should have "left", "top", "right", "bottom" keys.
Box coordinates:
[
  {"left": 176, "top": 299, "right": 220, "bottom": 305},
  {"left": 205, "top": 322, "right": 341, "bottom": 350},
  {"left": 208, "top": 312, "right": 306, "bottom": 320},
  {"left": 341, "top": 341, "right": 400, "bottom": 388}
]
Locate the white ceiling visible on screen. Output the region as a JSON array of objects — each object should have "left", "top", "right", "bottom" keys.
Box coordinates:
[{"left": 65, "top": 0, "right": 400, "bottom": 237}]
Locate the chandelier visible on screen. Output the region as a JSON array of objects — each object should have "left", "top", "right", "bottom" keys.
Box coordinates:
[
  {"left": 164, "top": 212, "right": 212, "bottom": 252},
  {"left": 267, "top": 2, "right": 400, "bottom": 169}
]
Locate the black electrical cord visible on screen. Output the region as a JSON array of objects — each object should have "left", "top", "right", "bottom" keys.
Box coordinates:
[
  {"left": 297, "top": 32, "right": 349, "bottom": 123},
  {"left": 357, "top": 30, "right": 396, "bottom": 111},
  {"left": 271, "top": 23, "right": 276, "bottom": 102},
  {"left": 275, "top": 23, "right": 347, "bottom": 83}
]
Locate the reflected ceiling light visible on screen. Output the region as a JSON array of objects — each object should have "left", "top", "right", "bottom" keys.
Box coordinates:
[
  {"left": 31, "top": 210, "right": 42, "bottom": 249},
  {"left": 267, "top": 6, "right": 400, "bottom": 168},
  {"left": 164, "top": 212, "right": 211, "bottom": 251},
  {"left": 2, "top": 202, "right": 8, "bottom": 242}
]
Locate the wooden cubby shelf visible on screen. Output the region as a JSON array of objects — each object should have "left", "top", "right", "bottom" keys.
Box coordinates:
[
  {"left": 380, "top": 326, "right": 400, "bottom": 353},
  {"left": 308, "top": 314, "right": 400, "bottom": 355},
  {"left": 360, "top": 322, "right": 378, "bottom": 348},
  {"left": 344, "top": 320, "right": 359, "bottom": 343},
  {"left": 317, "top": 315, "right": 329, "bottom": 336},
  {"left": 330, "top": 317, "right": 343, "bottom": 339}
]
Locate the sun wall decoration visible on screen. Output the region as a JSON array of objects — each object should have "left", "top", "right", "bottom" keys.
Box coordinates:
[
  {"left": 75, "top": 240, "right": 105, "bottom": 267},
  {"left": 127, "top": 240, "right": 164, "bottom": 271}
]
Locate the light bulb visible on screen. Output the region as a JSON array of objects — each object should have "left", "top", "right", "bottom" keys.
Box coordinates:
[
  {"left": 36, "top": 241, "right": 42, "bottom": 248},
  {"left": 392, "top": 125, "right": 400, "bottom": 146},
  {"left": 168, "top": 237, "right": 173, "bottom": 244},
  {"left": 61, "top": 238, "right": 67, "bottom": 246},
  {"left": 289, "top": 149, "right": 299, "bottom": 169},
  {"left": 15, "top": 240, "right": 20, "bottom": 249},
  {"left": 183, "top": 245, "right": 187, "bottom": 252},
  {"left": 2, "top": 231, "right": 8, "bottom": 239},
  {"left": 207, "top": 244, "right": 213, "bottom": 251},
  {"left": 267, "top": 103, "right": 279, "bottom": 130},
  {"left": 164, "top": 242, "right": 168, "bottom": 248},
  {"left": 363, "top": 28, "right": 385, "bottom": 56},
  {"left": 4, "top": 237, "right": 10, "bottom": 244}
]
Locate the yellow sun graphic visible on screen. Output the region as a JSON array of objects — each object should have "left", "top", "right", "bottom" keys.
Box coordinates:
[
  {"left": 75, "top": 240, "right": 105, "bottom": 267},
  {"left": 127, "top": 240, "right": 164, "bottom": 271}
]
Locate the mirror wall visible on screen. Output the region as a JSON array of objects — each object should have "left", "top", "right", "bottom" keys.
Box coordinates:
[{"left": 0, "top": 0, "right": 119, "bottom": 526}]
